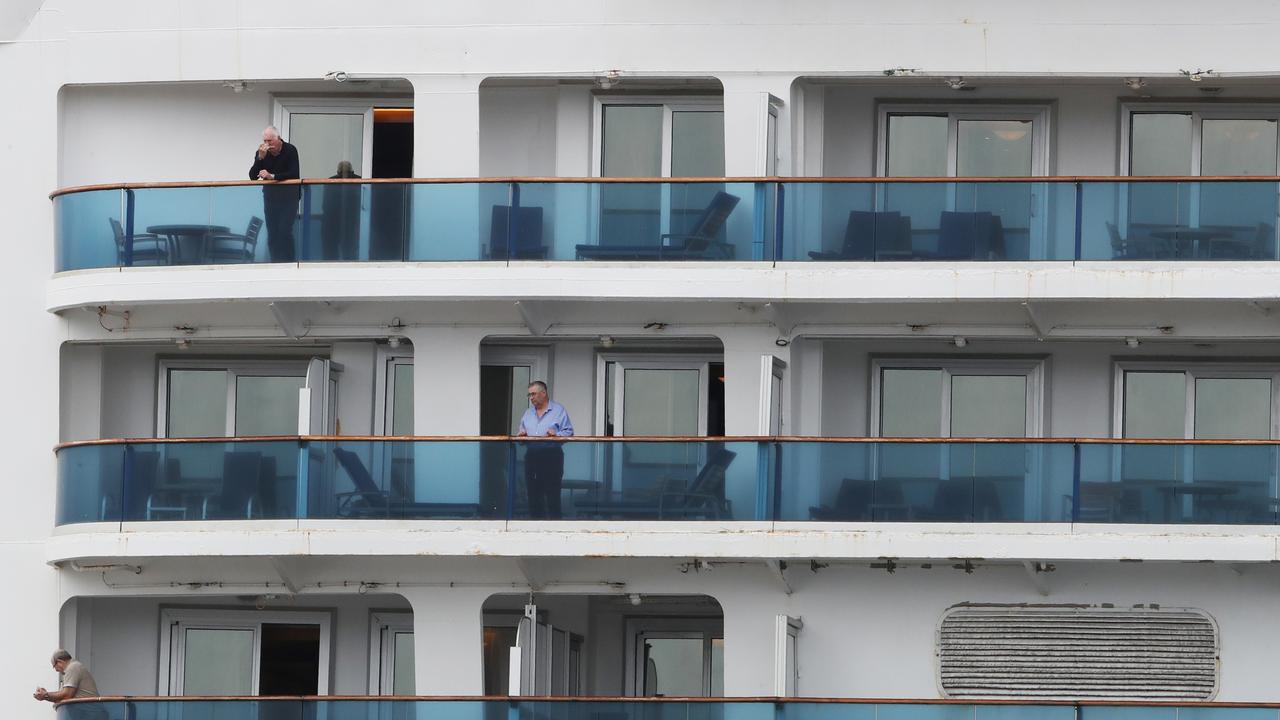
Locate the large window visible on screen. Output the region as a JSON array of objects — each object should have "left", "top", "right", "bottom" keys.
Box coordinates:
[
  {"left": 159, "top": 609, "right": 331, "bottom": 696},
  {"left": 624, "top": 617, "right": 724, "bottom": 697},
  {"left": 871, "top": 359, "right": 1045, "bottom": 438},
  {"left": 159, "top": 361, "right": 310, "bottom": 438},
  {"left": 1116, "top": 364, "right": 1277, "bottom": 439},
  {"left": 369, "top": 612, "right": 414, "bottom": 695}
]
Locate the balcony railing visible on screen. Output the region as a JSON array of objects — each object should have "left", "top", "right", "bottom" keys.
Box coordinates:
[
  {"left": 54, "top": 697, "right": 1280, "bottom": 720},
  {"left": 55, "top": 437, "right": 1280, "bottom": 526},
  {"left": 51, "top": 177, "right": 1280, "bottom": 271}
]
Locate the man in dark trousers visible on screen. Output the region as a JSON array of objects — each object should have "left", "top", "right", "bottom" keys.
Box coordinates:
[
  {"left": 517, "top": 381, "right": 574, "bottom": 519},
  {"left": 249, "top": 126, "right": 301, "bottom": 262}
]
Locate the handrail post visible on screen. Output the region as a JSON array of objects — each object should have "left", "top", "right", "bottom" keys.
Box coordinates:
[
  {"left": 1071, "top": 442, "right": 1082, "bottom": 523},
  {"left": 120, "top": 443, "right": 134, "bottom": 524},
  {"left": 773, "top": 182, "right": 786, "bottom": 263},
  {"left": 772, "top": 439, "right": 784, "bottom": 521},
  {"left": 508, "top": 182, "right": 521, "bottom": 263},
  {"left": 506, "top": 440, "right": 518, "bottom": 521},
  {"left": 1073, "top": 181, "right": 1084, "bottom": 260},
  {"left": 296, "top": 439, "right": 310, "bottom": 519},
  {"left": 299, "top": 184, "right": 312, "bottom": 261},
  {"left": 753, "top": 181, "right": 767, "bottom": 261},
  {"left": 123, "top": 188, "right": 136, "bottom": 267}
]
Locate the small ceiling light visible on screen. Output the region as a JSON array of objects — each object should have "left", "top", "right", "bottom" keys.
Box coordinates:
[
  {"left": 1125, "top": 337, "right": 1140, "bottom": 348},
  {"left": 175, "top": 338, "right": 191, "bottom": 350},
  {"left": 1124, "top": 77, "right": 1146, "bottom": 91},
  {"left": 324, "top": 70, "right": 349, "bottom": 83},
  {"left": 883, "top": 68, "right": 919, "bottom": 77},
  {"left": 775, "top": 337, "right": 791, "bottom": 347},
  {"left": 629, "top": 593, "right": 642, "bottom": 606},
  {"left": 387, "top": 336, "right": 402, "bottom": 349},
  {"left": 599, "top": 335, "right": 616, "bottom": 348},
  {"left": 1180, "top": 68, "right": 1215, "bottom": 82},
  {"left": 595, "top": 70, "right": 621, "bottom": 90},
  {"left": 953, "top": 336, "right": 967, "bottom": 348},
  {"left": 222, "top": 80, "right": 247, "bottom": 93},
  {"left": 945, "top": 76, "right": 968, "bottom": 90}
]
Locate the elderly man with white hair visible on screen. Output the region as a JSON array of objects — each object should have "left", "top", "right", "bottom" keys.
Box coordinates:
[
  {"left": 34, "top": 649, "right": 99, "bottom": 705},
  {"left": 249, "top": 126, "right": 302, "bottom": 262}
]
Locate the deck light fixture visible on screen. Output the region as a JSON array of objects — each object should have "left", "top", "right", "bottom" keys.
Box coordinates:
[
  {"left": 595, "top": 70, "right": 621, "bottom": 90},
  {"left": 1125, "top": 337, "right": 1140, "bottom": 348},
  {"left": 324, "top": 70, "right": 349, "bottom": 83},
  {"left": 1124, "top": 77, "right": 1146, "bottom": 91},
  {"left": 1180, "top": 68, "right": 1215, "bottom": 82},
  {"left": 946, "top": 76, "right": 967, "bottom": 90},
  {"left": 387, "top": 336, "right": 402, "bottom": 349},
  {"left": 953, "top": 336, "right": 967, "bottom": 348}
]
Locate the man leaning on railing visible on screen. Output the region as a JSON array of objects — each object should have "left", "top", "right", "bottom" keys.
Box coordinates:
[{"left": 34, "top": 649, "right": 104, "bottom": 718}]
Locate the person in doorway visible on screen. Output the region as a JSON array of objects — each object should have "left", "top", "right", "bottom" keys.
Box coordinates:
[
  {"left": 517, "top": 381, "right": 574, "bottom": 519},
  {"left": 249, "top": 126, "right": 302, "bottom": 262},
  {"left": 321, "top": 160, "right": 362, "bottom": 261},
  {"left": 34, "top": 649, "right": 99, "bottom": 709}
]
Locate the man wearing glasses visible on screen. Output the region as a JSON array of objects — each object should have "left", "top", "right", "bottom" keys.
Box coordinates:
[{"left": 517, "top": 381, "right": 574, "bottom": 519}]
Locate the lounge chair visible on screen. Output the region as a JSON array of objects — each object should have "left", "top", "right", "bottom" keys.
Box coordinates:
[
  {"left": 575, "top": 191, "right": 739, "bottom": 260},
  {"left": 809, "top": 477, "right": 909, "bottom": 521},
  {"left": 489, "top": 205, "right": 548, "bottom": 259},
  {"left": 931, "top": 211, "right": 1005, "bottom": 260},
  {"left": 332, "top": 447, "right": 482, "bottom": 519},
  {"left": 808, "top": 211, "right": 911, "bottom": 261},
  {"left": 206, "top": 216, "right": 264, "bottom": 263},
  {"left": 575, "top": 447, "right": 737, "bottom": 520},
  {"left": 110, "top": 218, "right": 171, "bottom": 266}
]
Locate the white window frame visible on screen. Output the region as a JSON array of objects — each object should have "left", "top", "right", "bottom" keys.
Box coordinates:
[
  {"left": 274, "top": 96, "right": 412, "bottom": 179},
  {"left": 870, "top": 358, "right": 1047, "bottom": 438},
  {"left": 590, "top": 96, "right": 725, "bottom": 178},
  {"left": 374, "top": 347, "right": 415, "bottom": 436},
  {"left": 157, "top": 359, "right": 312, "bottom": 438},
  {"left": 623, "top": 616, "right": 724, "bottom": 697},
  {"left": 594, "top": 353, "right": 717, "bottom": 436},
  {"left": 159, "top": 608, "right": 332, "bottom": 696},
  {"left": 1112, "top": 361, "right": 1280, "bottom": 439},
  {"left": 1120, "top": 103, "right": 1280, "bottom": 177},
  {"left": 368, "top": 611, "right": 414, "bottom": 695},
  {"left": 876, "top": 104, "right": 1053, "bottom": 178}
]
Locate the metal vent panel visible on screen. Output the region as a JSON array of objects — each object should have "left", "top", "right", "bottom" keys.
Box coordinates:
[{"left": 938, "top": 606, "right": 1219, "bottom": 700}]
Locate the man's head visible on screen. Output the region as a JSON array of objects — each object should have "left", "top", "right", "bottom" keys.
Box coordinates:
[
  {"left": 262, "top": 127, "right": 283, "bottom": 155},
  {"left": 51, "top": 649, "right": 71, "bottom": 673},
  {"left": 527, "top": 381, "right": 549, "bottom": 408}
]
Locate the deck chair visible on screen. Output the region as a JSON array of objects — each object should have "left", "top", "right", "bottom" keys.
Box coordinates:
[
  {"left": 808, "top": 211, "right": 910, "bottom": 261},
  {"left": 110, "top": 218, "right": 171, "bottom": 266},
  {"left": 576, "top": 191, "right": 740, "bottom": 260},
  {"left": 489, "top": 205, "right": 548, "bottom": 259},
  {"left": 207, "top": 216, "right": 263, "bottom": 263},
  {"left": 201, "top": 451, "right": 262, "bottom": 519},
  {"left": 932, "top": 211, "right": 1005, "bottom": 260},
  {"left": 333, "top": 447, "right": 482, "bottom": 519},
  {"left": 809, "top": 477, "right": 909, "bottom": 521},
  {"left": 581, "top": 448, "right": 737, "bottom": 519}
]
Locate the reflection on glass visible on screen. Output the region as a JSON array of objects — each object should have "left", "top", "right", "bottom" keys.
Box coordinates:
[
  {"left": 1124, "top": 371, "right": 1186, "bottom": 439},
  {"left": 1195, "top": 377, "right": 1271, "bottom": 439},
  {"left": 1131, "top": 114, "right": 1192, "bottom": 175},
  {"left": 643, "top": 637, "right": 705, "bottom": 697},
  {"left": 671, "top": 111, "right": 725, "bottom": 177},
  {"left": 289, "top": 113, "right": 365, "bottom": 179},
  {"left": 183, "top": 628, "right": 254, "bottom": 695},
  {"left": 391, "top": 364, "right": 414, "bottom": 435},
  {"left": 168, "top": 369, "right": 228, "bottom": 438},
  {"left": 393, "top": 631, "right": 415, "bottom": 694},
  {"left": 957, "top": 120, "right": 1032, "bottom": 177},
  {"left": 235, "top": 376, "right": 305, "bottom": 436},
  {"left": 622, "top": 369, "right": 700, "bottom": 435},
  {"left": 887, "top": 115, "right": 948, "bottom": 177},
  {"left": 881, "top": 369, "right": 942, "bottom": 437},
  {"left": 951, "top": 375, "right": 1027, "bottom": 437},
  {"left": 603, "top": 106, "right": 663, "bottom": 177},
  {"left": 710, "top": 637, "right": 724, "bottom": 697},
  {"left": 1202, "top": 119, "right": 1277, "bottom": 176}
]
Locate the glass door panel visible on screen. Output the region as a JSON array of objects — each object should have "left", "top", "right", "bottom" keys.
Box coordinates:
[
  {"left": 602, "top": 105, "right": 663, "bottom": 248},
  {"left": 392, "top": 631, "right": 415, "bottom": 694},
  {"left": 234, "top": 376, "right": 306, "bottom": 436},
  {"left": 1200, "top": 119, "right": 1278, "bottom": 238},
  {"left": 1194, "top": 377, "right": 1271, "bottom": 439},
  {"left": 885, "top": 115, "right": 949, "bottom": 250},
  {"left": 168, "top": 369, "right": 228, "bottom": 438},
  {"left": 956, "top": 120, "right": 1033, "bottom": 258},
  {"left": 390, "top": 363, "right": 414, "bottom": 435},
  {"left": 880, "top": 368, "right": 943, "bottom": 437},
  {"left": 289, "top": 113, "right": 366, "bottom": 180},
  {"left": 670, "top": 111, "right": 726, "bottom": 239},
  {"left": 642, "top": 636, "right": 705, "bottom": 697},
  {"left": 182, "top": 628, "right": 255, "bottom": 695},
  {"left": 621, "top": 368, "right": 701, "bottom": 436},
  {"left": 1123, "top": 371, "right": 1186, "bottom": 439},
  {"left": 950, "top": 375, "right": 1027, "bottom": 438}
]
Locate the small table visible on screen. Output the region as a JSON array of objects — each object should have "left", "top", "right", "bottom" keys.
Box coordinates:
[
  {"left": 146, "top": 224, "right": 231, "bottom": 265},
  {"left": 1149, "top": 228, "right": 1230, "bottom": 259},
  {"left": 1156, "top": 483, "right": 1238, "bottom": 522}
]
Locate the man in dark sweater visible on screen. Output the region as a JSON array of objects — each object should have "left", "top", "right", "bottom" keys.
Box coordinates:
[{"left": 249, "top": 126, "right": 301, "bottom": 261}]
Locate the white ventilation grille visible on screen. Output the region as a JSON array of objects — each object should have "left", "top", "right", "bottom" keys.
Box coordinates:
[{"left": 938, "top": 605, "right": 1218, "bottom": 700}]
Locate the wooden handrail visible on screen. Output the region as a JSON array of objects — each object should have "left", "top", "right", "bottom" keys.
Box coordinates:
[
  {"left": 53, "top": 435, "right": 1280, "bottom": 451},
  {"left": 56, "top": 695, "right": 1280, "bottom": 708},
  {"left": 48, "top": 175, "right": 1280, "bottom": 199}
]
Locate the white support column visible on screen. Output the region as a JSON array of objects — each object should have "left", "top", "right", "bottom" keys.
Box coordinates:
[
  {"left": 59, "top": 343, "right": 103, "bottom": 442},
  {"left": 555, "top": 84, "right": 592, "bottom": 177},
  {"left": 717, "top": 576, "right": 791, "bottom": 696},
  {"left": 719, "top": 327, "right": 789, "bottom": 436},
  {"left": 401, "top": 586, "right": 493, "bottom": 696},
  {"left": 411, "top": 75, "right": 484, "bottom": 178},
  {"left": 404, "top": 327, "right": 489, "bottom": 435},
  {"left": 719, "top": 74, "right": 799, "bottom": 176}
]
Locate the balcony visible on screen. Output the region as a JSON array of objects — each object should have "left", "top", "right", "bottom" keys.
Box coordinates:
[
  {"left": 53, "top": 697, "right": 1280, "bottom": 720},
  {"left": 51, "top": 177, "right": 1280, "bottom": 271},
  {"left": 55, "top": 437, "right": 1280, "bottom": 527}
]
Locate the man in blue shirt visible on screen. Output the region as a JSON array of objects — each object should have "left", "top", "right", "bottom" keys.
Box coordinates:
[{"left": 517, "top": 380, "right": 574, "bottom": 518}]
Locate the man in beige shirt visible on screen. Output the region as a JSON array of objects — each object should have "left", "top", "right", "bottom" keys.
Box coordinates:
[{"left": 34, "top": 649, "right": 99, "bottom": 704}]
